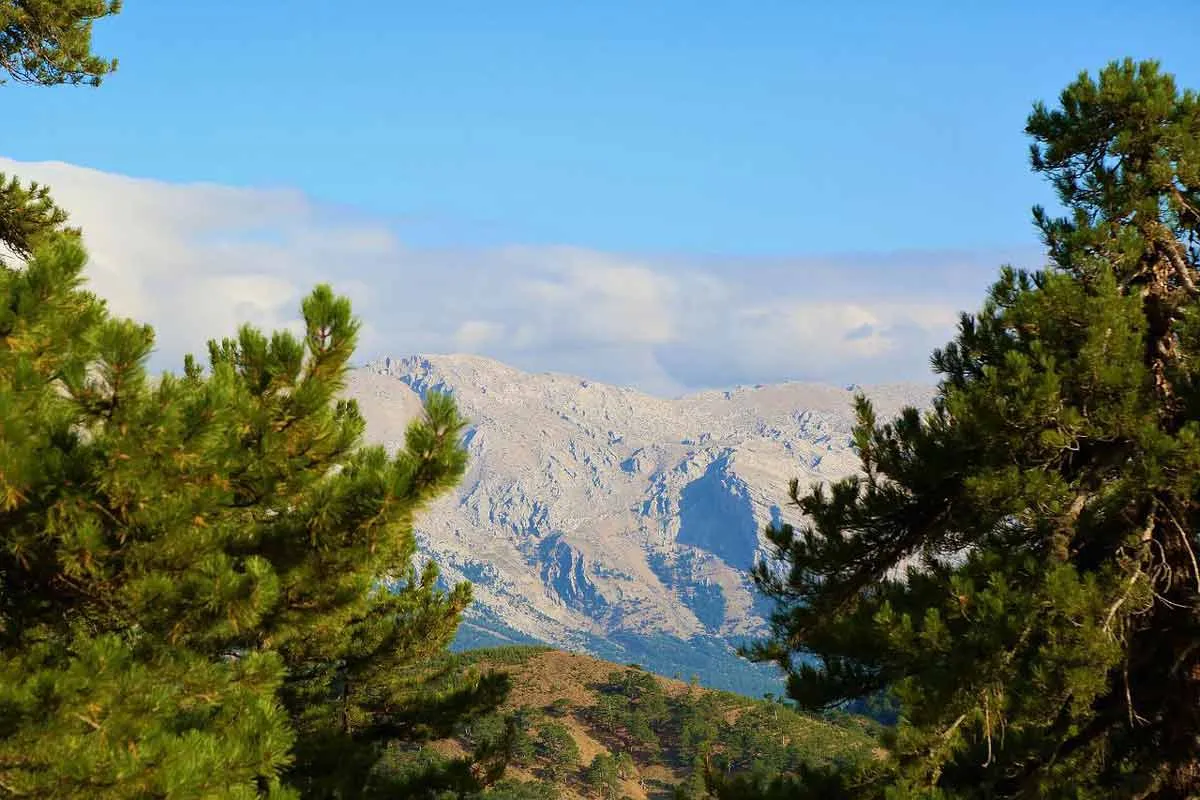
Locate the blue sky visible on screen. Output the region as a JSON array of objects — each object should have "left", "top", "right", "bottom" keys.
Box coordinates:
[
  {"left": 3, "top": 1, "right": 1200, "bottom": 392},
  {"left": 12, "top": 0, "right": 1200, "bottom": 253}
]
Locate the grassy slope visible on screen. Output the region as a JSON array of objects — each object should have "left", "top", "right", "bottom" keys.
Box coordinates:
[
  {"left": 450, "top": 613, "right": 787, "bottom": 698},
  {"left": 428, "top": 646, "right": 879, "bottom": 799}
]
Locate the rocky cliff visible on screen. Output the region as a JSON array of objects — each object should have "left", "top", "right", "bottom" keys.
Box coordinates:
[{"left": 346, "top": 355, "right": 932, "bottom": 694}]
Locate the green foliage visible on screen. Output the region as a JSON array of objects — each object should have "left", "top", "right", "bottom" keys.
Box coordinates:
[
  {"left": 590, "top": 668, "right": 670, "bottom": 757},
  {"left": 707, "top": 764, "right": 863, "bottom": 800},
  {"left": 585, "top": 753, "right": 622, "bottom": 800},
  {"left": 582, "top": 664, "right": 877, "bottom": 794},
  {"left": 424, "top": 650, "right": 877, "bottom": 797},
  {"left": 613, "top": 751, "right": 639, "bottom": 794},
  {"left": 469, "top": 778, "right": 558, "bottom": 800},
  {"left": 0, "top": 0, "right": 119, "bottom": 86},
  {"left": 371, "top": 744, "right": 482, "bottom": 800},
  {"left": 535, "top": 721, "right": 579, "bottom": 780},
  {"left": 674, "top": 758, "right": 712, "bottom": 800},
  {"left": 444, "top": 645, "right": 553, "bottom": 668},
  {"left": 0, "top": 173, "right": 78, "bottom": 261},
  {"left": 0, "top": 1, "right": 119, "bottom": 263},
  {"left": 0, "top": 235, "right": 484, "bottom": 796},
  {"left": 747, "top": 59, "right": 1200, "bottom": 799},
  {"left": 457, "top": 706, "right": 536, "bottom": 783},
  {"left": 505, "top": 708, "right": 538, "bottom": 767},
  {"left": 591, "top": 691, "right": 626, "bottom": 734},
  {"left": 678, "top": 691, "right": 722, "bottom": 761},
  {"left": 714, "top": 706, "right": 794, "bottom": 777},
  {"left": 381, "top": 745, "right": 550, "bottom": 800},
  {"left": 458, "top": 710, "right": 509, "bottom": 753}
]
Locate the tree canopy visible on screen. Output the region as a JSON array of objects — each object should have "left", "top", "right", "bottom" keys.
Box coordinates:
[
  {"left": 0, "top": 0, "right": 119, "bottom": 87},
  {"left": 0, "top": 0, "right": 121, "bottom": 261},
  {"left": 0, "top": 6, "right": 527, "bottom": 795},
  {"left": 747, "top": 58, "right": 1200, "bottom": 799},
  {"left": 0, "top": 233, "right": 493, "bottom": 796}
]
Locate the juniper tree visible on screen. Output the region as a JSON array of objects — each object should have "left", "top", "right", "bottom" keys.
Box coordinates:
[
  {"left": 746, "top": 59, "right": 1200, "bottom": 799},
  {"left": 0, "top": 235, "right": 489, "bottom": 796}
]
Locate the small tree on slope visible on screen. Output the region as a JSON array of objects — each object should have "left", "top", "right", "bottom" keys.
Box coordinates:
[
  {"left": 744, "top": 59, "right": 1200, "bottom": 799},
  {"left": 0, "top": 235, "right": 489, "bottom": 797}
]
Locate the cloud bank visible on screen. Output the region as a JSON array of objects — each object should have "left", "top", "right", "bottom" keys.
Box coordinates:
[{"left": 0, "top": 157, "right": 1042, "bottom": 396}]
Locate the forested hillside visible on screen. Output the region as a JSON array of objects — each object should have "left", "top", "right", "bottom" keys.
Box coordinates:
[{"left": 377, "top": 646, "right": 878, "bottom": 799}]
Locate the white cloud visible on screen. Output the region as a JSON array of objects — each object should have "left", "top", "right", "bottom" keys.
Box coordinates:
[
  {"left": 0, "top": 157, "right": 1038, "bottom": 395},
  {"left": 516, "top": 257, "right": 679, "bottom": 346},
  {"left": 453, "top": 319, "right": 505, "bottom": 351}
]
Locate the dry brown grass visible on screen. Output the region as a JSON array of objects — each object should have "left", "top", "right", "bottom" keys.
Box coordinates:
[
  {"left": 431, "top": 646, "right": 876, "bottom": 799},
  {"left": 470, "top": 649, "right": 690, "bottom": 710},
  {"left": 459, "top": 648, "right": 692, "bottom": 797}
]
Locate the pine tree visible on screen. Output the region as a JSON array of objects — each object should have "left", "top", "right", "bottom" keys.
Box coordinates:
[
  {"left": 0, "top": 174, "right": 78, "bottom": 262},
  {"left": 0, "top": 1, "right": 120, "bottom": 260},
  {"left": 584, "top": 753, "right": 621, "bottom": 800},
  {"left": 745, "top": 59, "right": 1200, "bottom": 798},
  {"left": 0, "top": 0, "right": 119, "bottom": 86},
  {"left": 535, "top": 721, "right": 579, "bottom": 781},
  {"left": 673, "top": 757, "right": 712, "bottom": 800},
  {"left": 0, "top": 235, "right": 484, "bottom": 796},
  {"left": 677, "top": 692, "right": 720, "bottom": 762},
  {"left": 0, "top": 6, "right": 511, "bottom": 797}
]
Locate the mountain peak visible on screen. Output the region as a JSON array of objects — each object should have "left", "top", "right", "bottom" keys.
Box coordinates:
[{"left": 345, "top": 355, "right": 934, "bottom": 692}]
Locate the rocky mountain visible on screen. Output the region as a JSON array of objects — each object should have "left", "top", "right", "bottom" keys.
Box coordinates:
[{"left": 345, "top": 355, "right": 933, "bottom": 695}]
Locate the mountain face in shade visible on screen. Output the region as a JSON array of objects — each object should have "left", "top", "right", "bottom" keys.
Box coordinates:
[{"left": 345, "top": 355, "right": 933, "bottom": 695}]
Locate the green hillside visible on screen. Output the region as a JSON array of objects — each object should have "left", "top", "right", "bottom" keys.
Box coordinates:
[
  {"left": 451, "top": 610, "right": 787, "bottom": 698},
  {"left": 377, "top": 646, "right": 880, "bottom": 799}
]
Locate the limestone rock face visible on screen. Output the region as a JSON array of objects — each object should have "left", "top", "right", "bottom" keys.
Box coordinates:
[{"left": 345, "top": 355, "right": 933, "bottom": 690}]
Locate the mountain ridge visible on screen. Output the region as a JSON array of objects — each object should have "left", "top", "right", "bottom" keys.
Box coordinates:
[{"left": 345, "top": 354, "right": 935, "bottom": 694}]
